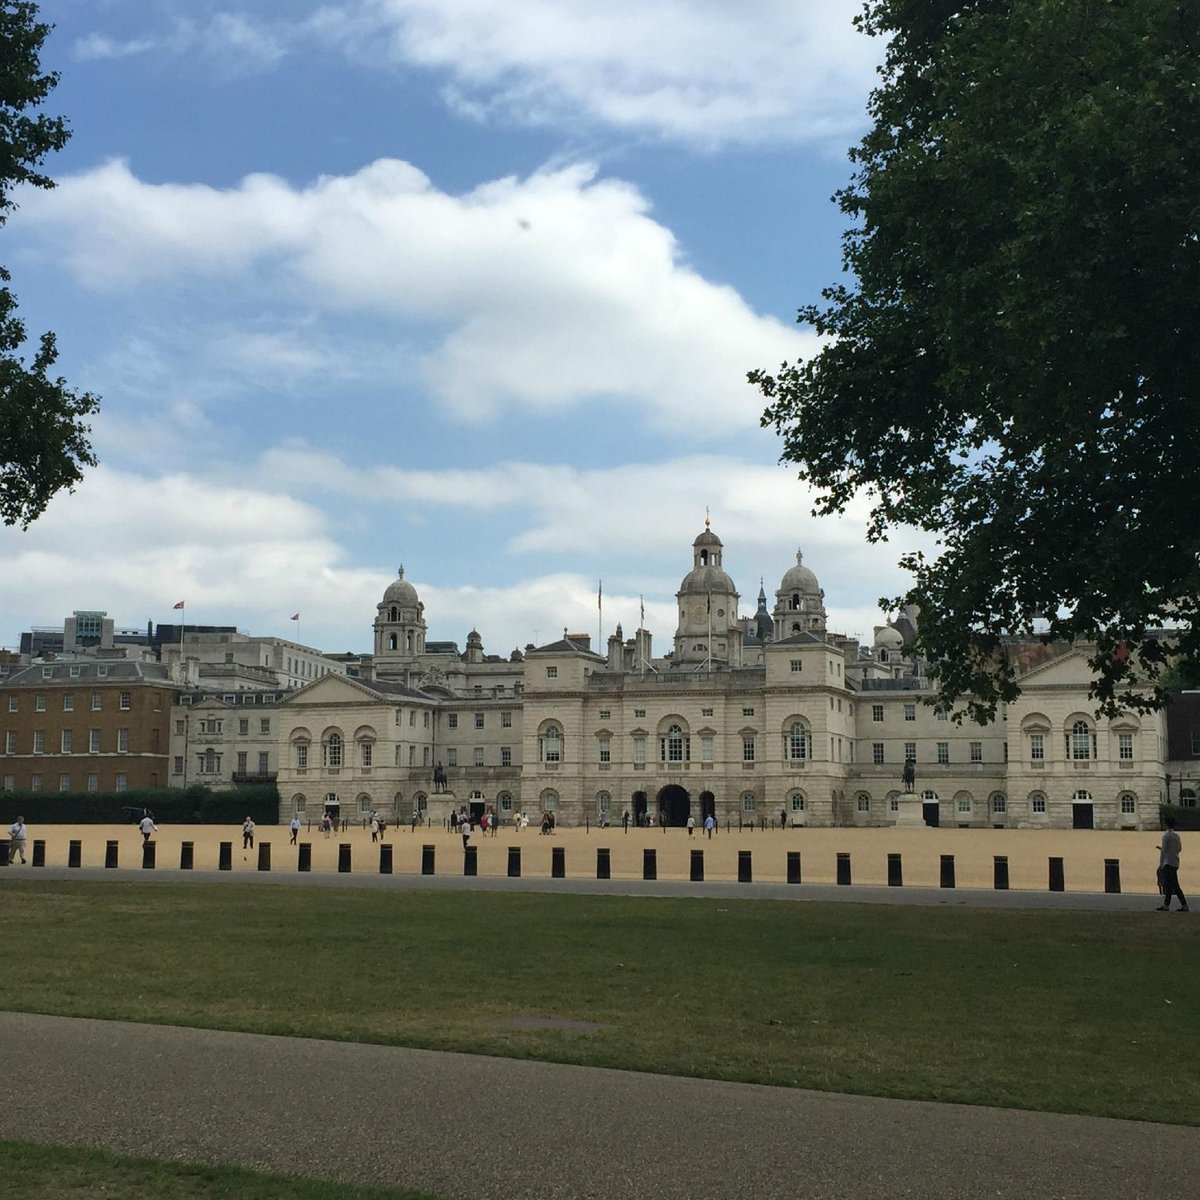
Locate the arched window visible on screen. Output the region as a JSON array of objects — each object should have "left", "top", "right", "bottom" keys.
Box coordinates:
[
  {"left": 357, "top": 792, "right": 372, "bottom": 814},
  {"left": 741, "top": 792, "right": 756, "bottom": 812},
  {"left": 1029, "top": 791, "right": 1047, "bottom": 814},
  {"left": 323, "top": 731, "right": 343, "bottom": 768},
  {"left": 1181, "top": 788, "right": 1198, "bottom": 808},
  {"left": 292, "top": 793, "right": 306, "bottom": 813},
  {"left": 1068, "top": 719, "right": 1095, "bottom": 760},
  {"left": 856, "top": 792, "right": 871, "bottom": 812},
  {"left": 791, "top": 593, "right": 801, "bottom": 610},
  {"left": 596, "top": 790, "right": 611, "bottom": 813},
  {"left": 497, "top": 790, "right": 513, "bottom": 812},
  {"left": 660, "top": 723, "right": 689, "bottom": 762},
  {"left": 1120, "top": 792, "right": 1137, "bottom": 815},
  {"left": 539, "top": 724, "right": 562, "bottom": 764},
  {"left": 990, "top": 792, "right": 1007, "bottom": 814},
  {"left": 388, "top": 633, "right": 397, "bottom": 650},
  {"left": 406, "top": 632, "right": 414, "bottom": 653},
  {"left": 789, "top": 790, "right": 806, "bottom": 812},
  {"left": 921, "top": 789, "right": 939, "bottom": 802},
  {"left": 541, "top": 789, "right": 559, "bottom": 811},
  {"left": 1072, "top": 789, "right": 1093, "bottom": 802},
  {"left": 415, "top": 792, "right": 427, "bottom": 813},
  {"left": 389, "top": 606, "right": 397, "bottom": 621},
  {"left": 785, "top": 721, "right": 811, "bottom": 761}
]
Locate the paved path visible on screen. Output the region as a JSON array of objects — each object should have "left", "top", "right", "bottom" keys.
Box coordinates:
[{"left": 0, "top": 1012, "right": 1194, "bottom": 1200}]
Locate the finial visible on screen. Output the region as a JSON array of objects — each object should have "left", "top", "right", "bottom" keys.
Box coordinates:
[
  {"left": 796, "top": 547, "right": 803, "bottom": 565},
  {"left": 705, "top": 505, "right": 711, "bottom": 529},
  {"left": 398, "top": 564, "right": 405, "bottom": 578}
]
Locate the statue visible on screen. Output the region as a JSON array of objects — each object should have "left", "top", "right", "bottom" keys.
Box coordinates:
[
  {"left": 433, "top": 761, "right": 447, "bottom": 793},
  {"left": 901, "top": 759, "right": 916, "bottom": 792}
]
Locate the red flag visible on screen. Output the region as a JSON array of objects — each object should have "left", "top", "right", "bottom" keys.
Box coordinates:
[
  {"left": 290, "top": 613, "right": 300, "bottom": 621},
  {"left": 1112, "top": 641, "right": 1130, "bottom": 663},
  {"left": 173, "top": 600, "right": 185, "bottom": 610}
]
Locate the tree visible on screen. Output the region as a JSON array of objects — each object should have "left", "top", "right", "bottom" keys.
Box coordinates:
[
  {"left": 752, "top": 0, "right": 1200, "bottom": 720},
  {"left": 0, "top": 1, "right": 98, "bottom": 528}
]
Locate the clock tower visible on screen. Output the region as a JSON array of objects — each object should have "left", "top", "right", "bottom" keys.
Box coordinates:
[{"left": 673, "top": 519, "right": 741, "bottom": 666}]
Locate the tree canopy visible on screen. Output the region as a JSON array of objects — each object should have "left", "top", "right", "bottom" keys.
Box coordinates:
[
  {"left": 0, "top": 1, "right": 97, "bottom": 528},
  {"left": 752, "top": 0, "right": 1200, "bottom": 719}
]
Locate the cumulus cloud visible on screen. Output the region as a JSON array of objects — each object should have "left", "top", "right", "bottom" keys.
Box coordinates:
[{"left": 15, "top": 158, "right": 814, "bottom": 431}]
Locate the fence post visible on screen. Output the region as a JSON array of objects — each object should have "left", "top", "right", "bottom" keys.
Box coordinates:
[
  {"left": 142, "top": 841, "right": 156, "bottom": 870},
  {"left": 551, "top": 846, "right": 565, "bottom": 878},
  {"left": 257, "top": 843, "right": 271, "bottom": 872},
  {"left": 836, "top": 852, "right": 851, "bottom": 886},
  {"left": 422, "top": 844, "right": 435, "bottom": 875},
  {"left": 993, "top": 855, "right": 1009, "bottom": 890},
  {"left": 643, "top": 848, "right": 657, "bottom": 880},
  {"left": 218, "top": 842, "right": 232, "bottom": 871},
  {"left": 31, "top": 839, "right": 45, "bottom": 867},
  {"left": 464, "top": 845, "right": 478, "bottom": 876},
  {"left": 68, "top": 839, "right": 82, "bottom": 868},
  {"left": 297, "top": 843, "right": 312, "bottom": 872},
  {"left": 690, "top": 849, "right": 704, "bottom": 882},
  {"left": 338, "top": 843, "right": 351, "bottom": 873},
  {"left": 940, "top": 854, "right": 956, "bottom": 889},
  {"left": 1104, "top": 858, "right": 1121, "bottom": 894},
  {"left": 379, "top": 843, "right": 393, "bottom": 874},
  {"left": 508, "top": 845, "right": 521, "bottom": 877},
  {"left": 737, "top": 850, "right": 752, "bottom": 883},
  {"left": 105, "top": 840, "right": 119, "bottom": 869},
  {"left": 1048, "top": 856, "right": 1065, "bottom": 892},
  {"left": 887, "top": 852, "right": 903, "bottom": 887},
  {"left": 786, "top": 850, "right": 802, "bottom": 885},
  {"left": 597, "top": 847, "right": 611, "bottom": 879}
]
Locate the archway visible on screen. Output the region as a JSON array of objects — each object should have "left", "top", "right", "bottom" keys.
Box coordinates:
[
  {"left": 632, "top": 791, "right": 647, "bottom": 825},
  {"left": 699, "top": 791, "right": 716, "bottom": 821},
  {"left": 657, "top": 784, "right": 691, "bottom": 827}
]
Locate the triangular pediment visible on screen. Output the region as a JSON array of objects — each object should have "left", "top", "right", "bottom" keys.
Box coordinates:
[
  {"left": 1015, "top": 648, "right": 1095, "bottom": 689},
  {"left": 283, "top": 673, "right": 393, "bottom": 707}
]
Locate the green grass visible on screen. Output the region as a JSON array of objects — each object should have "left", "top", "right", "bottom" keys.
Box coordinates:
[
  {"left": 0, "top": 1140, "right": 449, "bottom": 1199},
  {"left": 2, "top": 879, "right": 1198, "bottom": 1123}
]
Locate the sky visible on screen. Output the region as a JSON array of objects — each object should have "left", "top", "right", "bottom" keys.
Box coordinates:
[{"left": 1, "top": 0, "right": 930, "bottom": 658}]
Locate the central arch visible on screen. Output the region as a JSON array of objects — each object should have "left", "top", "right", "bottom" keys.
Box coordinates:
[
  {"left": 699, "top": 790, "right": 716, "bottom": 821},
  {"left": 657, "top": 784, "right": 691, "bottom": 827}
]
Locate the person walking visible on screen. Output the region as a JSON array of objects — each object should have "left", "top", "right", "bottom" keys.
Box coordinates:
[
  {"left": 686, "top": 814, "right": 696, "bottom": 837},
  {"left": 704, "top": 813, "right": 715, "bottom": 839},
  {"left": 370, "top": 816, "right": 381, "bottom": 843},
  {"left": 459, "top": 814, "right": 471, "bottom": 852},
  {"left": 7, "top": 816, "right": 27, "bottom": 864},
  {"left": 1156, "top": 817, "right": 1189, "bottom": 912},
  {"left": 139, "top": 814, "right": 157, "bottom": 843},
  {"left": 242, "top": 816, "right": 256, "bottom": 850},
  {"left": 289, "top": 815, "right": 301, "bottom": 845},
  {"left": 780, "top": 808, "right": 788, "bottom": 830}
]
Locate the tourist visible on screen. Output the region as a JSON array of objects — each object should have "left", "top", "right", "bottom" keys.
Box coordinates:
[
  {"left": 780, "top": 808, "right": 788, "bottom": 830},
  {"left": 289, "top": 815, "right": 301, "bottom": 845},
  {"left": 704, "top": 814, "right": 715, "bottom": 839},
  {"left": 460, "top": 814, "right": 471, "bottom": 851},
  {"left": 1156, "top": 817, "right": 1189, "bottom": 912},
  {"left": 7, "top": 815, "right": 27, "bottom": 864},
  {"left": 686, "top": 814, "right": 695, "bottom": 837},
  {"left": 241, "top": 816, "right": 255, "bottom": 850},
  {"left": 139, "top": 814, "right": 157, "bottom": 843},
  {"left": 370, "top": 815, "right": 381, "bottom": 843}
]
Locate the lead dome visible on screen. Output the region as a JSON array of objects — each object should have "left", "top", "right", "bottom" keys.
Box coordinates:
[{"left": 383, "top": 565, "right": 419, "bottom": 607}]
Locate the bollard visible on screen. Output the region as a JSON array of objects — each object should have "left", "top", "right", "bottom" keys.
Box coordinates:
[
  {"left": 887, "top": 852, "right": 903, "bottom": 887},
  {"left": 142, "top": 841, "right": 156, "bottom": 870},
  {"left": 1048, "top": 856, "right": 1065, "bottom": 892},
  {"left": 643, "top": 847, "right": 657, "bottom": 880},
  {"left": 597, "top": 847, "right": 611, "bottom": 880},
  {"left": 690, "top": 848, "right": 704, "bottom": 882},
  {"left": 218, "top": 842, "right": 232, "bottom": 871},
  {"left": 180, "top": 841, "right": 194, "bottom": 870},
  {"left": 258, "top": 843, "right": 271, "bottom": 872},
  {"left": 1104, "top": 858, "right": 1121, "bottom": 894},
  {"left": 940, "top": 854, "right": 956, "bottom": 889},
  {"left": 993, "top": 854, "right": 1009, "bottom": 890},
  {"left": 508, "top": 845, "right": 521, "bottom": 878},
  {"left": 338, "top": 843, "right": 351, "bottom": 873},
  {"left": 551, "top": 846, "right": 565, "bottom": 879},
  {"left": 32, "top": 839, "right": 45, "bottom": 867},
  {"left": 786, "top": 850, "right": 802, "bottom": 885},
  {"left": 421, "top": 844, "right": 435, "bottom": 875},
  {"left": 105, "top": 840, "right": 119, "bottom": 869},
  {"left": 379, "top": 843, "right": 393, "bottom": 874},
  {"left": 68, "top": 840, "right": 82, "bottom": 868},
  {"left": 0, "top": 841, "right": 8, "bottom": 866},
  {"left": 836, "top": 852, "right": 851, "bottom": 886},
  {"left": 297, "top": 843, "right": 312, "bottom": 872},
  {"left": 464, "top": 845, "right": 478, "bottom": 876},
  {"left": 738, "top": 850, "right": 752, "bottom": 883}
]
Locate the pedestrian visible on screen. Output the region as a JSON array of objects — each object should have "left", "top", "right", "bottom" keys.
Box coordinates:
[
  {"left": 460, "top": 814, "right": 471, "bottom": 851},
  {"left": 289, "top": 815, "right": 301, "bottom": 845},
  {"left": 7, "top": 815, "right": 27, "bottom": 864},
  {"left": 139, "top": 814, "right": 158, "bottom": 843},
  {"left": 704, "top": 813, "right": 715, "bottom": 839},
  {"left": 412, "top": 808, "right": 420, "bottom": 831},
  {"left": 780, "top": 808, "right": 788, "bottom": 830},
  {"left": 686, "top": 814, "right": 695, "bottom": 837},
  {"left": 370, "top": 816, "right": 380, "bottom": 843},
  {"left": 622, "top": 809, "right": 630, "bottom": 831},
  {"left": 1156, "top": 817, "right": 1189, "bottom": 912},
  {"left": 242, "top": 816, "right": 255, "bottom": 850}
]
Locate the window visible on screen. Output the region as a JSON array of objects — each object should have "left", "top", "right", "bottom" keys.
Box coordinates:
[
  {"left": 1118, "top": 732, "right": 1133, "bottom": 761},
  {"left": 597, "top": 791, "right": 611, "bottom": 813},
  {"left": 115, "top": 774, "right": 127, "bottom": 792},
  {"left": 661, "top": 724, "right": 688, "bottom": 762},
  {"left": 237, "top": 751, "right": 248, "bottom": 774},
  {"left": 89, "top": 729, "right": 100, "bottom": 753},
  {"left": 790, "top": 659, "right": 803, "bottom": 672},
  {"left": 295, "top": 743, "right": 308, "bottom": 769},
  {"left": 1069, "top": 720, "right": 1094, "bottom": 760},
  {"left": 423, "top": 711, "right": 430, "bottom": 729},
  {"left": 786, "top": 722, "right": 810, "bottom": 761},
  {"left": 742, "top": 707, "right": 755, "bottom": 717},
  {"left": 473, "top": 747, "right": 484, "bottom": 767},
  {"left": 173, "top": 756, "right": 183, "bottom": 775},
  {"left": 598, "top": 737, "right": 611, "bottom": 763},
  {"left": 201, "top": 719, "right": 223, "bottom": 734},
  {"left": 1120, "top": 793, "right": 1136, "bottom": 815},
  {"left": 408, "top": 745, "right": 415, "bottom": 766},
  {"left": 86, "top": 772, "right": 98, "bottom": 792},
  {"left": 1030, "top": 733, "right": 1045, "bottom": 761},
  {"left": 61, "top": 730, "right": 72, "bottom": 753},
  {"left": 1, "top": 774, "right": 12, "bottom": 790},
  {"left": 872, "top": 704, "right": 884, "bottom": 722},
  {"left": 119, "top": 691, "right": 131, "bottom": 711},
  {"left": 63, "top": 693, "right": 74, "bottom": 711},
  {"left": 701, "top": 735, "right": 714, "bottom": 762},
  {"left": 324, "top": 732, "right": 343, "bottom": 768},
  {"left": 175, "top": 719, "right": 185, "bottom": 735},
  {"left": 633, "top": 736, "right": 646, "bottom": 763},
  {"left": 260, "top": 718, "right": 270, "bottom": 735},
  {"left": 35, "top": 694, "right": 46, "bottom": 712},
  {"left": 501, "top": 711, "right": 512, "bottom": 728},
  {"left": 91, "top": 692, "right": 102, "bottom": 710},
  {"left": 790, "top": 791, "right": 806, "bottom": 812},
  {"left": 239, "top": 719, "right": 249, "bottom": 736},
  {"left": 540, "top": 725, "right": 562, "bottom": 764},
  {"left": 970, "top": 741, "right": 982, "bottom": 763},
  {"left": 742, "top": 735, "right": 756, "bottom": 762},
  {"left": 936, "top": 709, "right": 948, "bottom": 721},
  {"left": 501, "top": 746, "right": 512, "bottom": 767},
  {"left": 957, "top": 794, "right": 972, "bottom": 813},
  {"left": 447, "top": 748, "right": 458, "bottom": 767},
  {"left": 293, "top": 794, "right": 307, "bottom": 814},
  {"left": 30, "top": 773, "right": 41, "bottom": 792},
  {"left": 448, "top": 713, "right": 459, "bottom": 729},
  {"left": 991, "top": 794, "right": 1007, "bottom": 814},
  {"left": 4, "top": 731, "right": 15, "bottom": 754},
  {"left": 59, "top": 773, "right": 70, "bottom": 792},
  {"left": 872, "top": 742, "right": 884, "bottom": 765},
  {"left": 1031, "top": 792, "right": 1047, "bottom": 814},
  {"left": 33, "top": 730, "right": 44, "bottom": 754},
  {"left": 361, "top": 742, "right": 373, "bottom": 768},
  {"left": 358, "top": 793, "right": 372, "bottom": 815},
  {"left": 903, "top": 703, "right": 916, "bottom": 721},
  {"left": 1192, "top": 731, "right": 1200, "bottom": 756},
  {"left": 546, "top": 667, "right": 558, "bottom": 679},
  {"left": 634, "top": 708, "right": 646, "bottom": 719},
  {"left": 598, "top": 709, "right": 611, "bottom": 720},
  {"left": 741, "top": 792, "right": 756, "bottom": 812},
  {"left": 474, "top": 712, "right": 484, "bottom": 729},
  {"left": 6, "top": 697, "right": 16, "bottom": 712},
  {"left": 936, "top": 741, "right": 949, "bottom": 764},
  {"left": 904, "top": 742, "right": 916, "bottom": 762},
  {"left": 423, "top": 747, "right": 430, "bottom": 766},
  {"left": 856, "top": 793, "right": 871, "bottom": 812}
]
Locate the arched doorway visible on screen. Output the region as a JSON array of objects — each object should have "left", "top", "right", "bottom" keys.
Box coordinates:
[
  {"left": 632, "top": 791, "right": 647, "bottom": 825},
  {"left": 657, "top": 784, "right": 690, "bottom": 827},
  {"left": 700, "top": 791, "right": 715, "bottom": 821}
]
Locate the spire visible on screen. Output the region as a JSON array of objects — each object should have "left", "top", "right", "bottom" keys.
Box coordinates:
[{"left": 758, "top": 577, "right": 768, "bottom": 607}]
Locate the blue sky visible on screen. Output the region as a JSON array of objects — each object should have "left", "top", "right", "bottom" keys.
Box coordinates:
[{"left": 2, "top": 0, "right": 927, "bottom": 657}]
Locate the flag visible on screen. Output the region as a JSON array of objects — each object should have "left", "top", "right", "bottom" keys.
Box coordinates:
[
  {"left": 597, "top": 580, "right": 602, "bottom": 611},
  {"left": 640, "top": 595, "right": 645, "bottom": 626},
  {"left": 290, "top": 613, "right": 300, "bottom": 621},
  {"left": 173, "top": 600, "right": 185, "bottom": 610}
]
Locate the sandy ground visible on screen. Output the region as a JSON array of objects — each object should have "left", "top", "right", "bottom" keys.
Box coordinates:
[{"left": 1, "top": 821, "right": 1172, "bottom": 893}]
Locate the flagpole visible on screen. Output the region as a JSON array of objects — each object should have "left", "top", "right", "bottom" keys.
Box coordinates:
[{"left": 597, "top": 579, "right": 602, "bottom": 652}]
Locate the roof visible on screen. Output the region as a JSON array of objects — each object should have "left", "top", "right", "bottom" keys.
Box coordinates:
[
  {"left": 0, "top": 661, "right": 176, "bottom": 687},
  {"left": 526, "top": 637, "right": 606, "bottom": 660}
]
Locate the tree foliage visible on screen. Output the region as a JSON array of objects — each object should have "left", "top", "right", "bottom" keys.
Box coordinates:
[
  {"left": 0, "top": 1, "right": 97, "bottom": 528},
  {"left": 752, "top": 0, "right": 1200, "bottom": 719}
]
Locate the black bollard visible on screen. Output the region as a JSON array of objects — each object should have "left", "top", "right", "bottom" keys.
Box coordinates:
[
  {"left": 1048, "top": 856, "right": 1065, "bottom": 892},
  {"left": 836, "top": 852, "right": 851, "bottom": 886},
  {"left": 551, "top": 846, "right": 565, "bottom": 879},
  {"left": 643, "top": 847, "right": 657, "bottom": 880},
  {"left": 887, "top": 852, "right": 903, "bottom": 887},
  {"left": 508, "top": 845, "right": 521, "bottom": 877},
  {"left": 105, "top": 840, "right": 119, "bottom": 869},
  {"left": 0, "top": 841, "right": 8, "bottom": 866},
  {"left": 297, "top": 843, "right": 312, "bottom": 872},
  {"left": 180, "top": 841, "right": 194, "bottom": 870},
  {"left": 690, "top": 848, "right": 704, "bottom": 882},
  {"left": 31, "top": 839, "right": 45, "bottom": 867},
  {"left": 338, "top": 843, "right": 351, "bottom": 873},
  {"left": 218, "top": 842, "right": 232, "bottom": 871},
  {"left": 464, "top": 845, "right": 478, "bottom": 876},
  {"left": 379, "top": 843, "right": 393, "bottom": 874},
  {"left": 142, "top": 841, "right": 156, "bottom": 870},
  {"left": 1104, "top": 858, "right": 1121, "bottom": 894},
  {"left": 421, "top": 844, "right": 435, "bottom": 875},
  {"left": 786, "top": 850, "right": 802, "bottom": 884},
  {"left": 597, "top": 847, "right": 611, "bottom": 879},
  {"left": 993, "top": 854, "right": 1009, "bottom": 890},
  {"left": 68, "top": 840, "right": 82, "bottom": 868},
  {"left": 258, "top": 843, "right": 271, "bottom": 872},
  {"left": 940, "top": 854, "right": 956, "bottom": 889},
  {"left": 738, "top": 850, "right": 752, "bottom": 883}
]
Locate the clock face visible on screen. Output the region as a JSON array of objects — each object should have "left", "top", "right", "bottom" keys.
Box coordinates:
[
  {"left": 717, "top": 609, "right": 724, "bottom": 618},
  {"left": 690, "top": 604, "right": 706, "bottom": 623}
]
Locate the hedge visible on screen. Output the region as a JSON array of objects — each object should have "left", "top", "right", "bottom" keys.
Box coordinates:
[
  {"left": 1158, "top": 804, "right": 1200, "bottom": 832},
  {"left": 0, "top": 784, "right": 279, "bottom": 825}
]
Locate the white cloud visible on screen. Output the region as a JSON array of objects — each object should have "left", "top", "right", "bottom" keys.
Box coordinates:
[
  {"left": 72, "top": 12, "right": 287, "bottom": 70},
  {"left": 16, "top": 158, "right": 814, "bottom": 432}
]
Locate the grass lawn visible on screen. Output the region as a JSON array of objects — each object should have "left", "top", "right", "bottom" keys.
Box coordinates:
[
  {"left": 0, "top": 1140, "right": 449, "bottom": 1199},
  {"left": 1, "top": 879, "right": 1197, "bottom": 1123}
]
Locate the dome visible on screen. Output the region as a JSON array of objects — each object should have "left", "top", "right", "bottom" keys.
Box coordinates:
[
  {"left": 679, "top": 564, "right": 736, "bottom": 595},
  {"left": 874, "top": 624, "right": 904, "bottom": 649},
  {"left": 693, "top": 528, "right": 721, "bottom": 548},
  {"left": 779, "top": 548, "right": 820, "bottom": 594},
  {"left": 382, "top": 565, "right": 419, "bottom": 606}
]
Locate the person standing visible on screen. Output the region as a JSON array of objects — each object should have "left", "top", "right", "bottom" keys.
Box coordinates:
[
  {"left": 459, "top": 814, "right": 471, "bottom": 852},
  {"left": 1157, "top": 817, "right": 1189, "bottom": 912},
  {"left": 370, "top": 815, "right": 381, "bottom": 843},
  {"left": 289, "top": 815, "right": 301, "bottom": 845},
  {"left": 704, "top": 813, "right": 715, "bottom": 839},
  {"left": 780, "top": 808, "right": 788, "bottom": 830},
  {"left": 139, "top": 814, "right": 158, "bottom": 843},
  {"left": 7, "top": 816, "right": 27, "bottom": 864},
  {"left": 686, "top": 814, "right": 696, "bottom": 837},
  {"left": 242, "top": 816, "right": 256, "bottom": 850}
]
